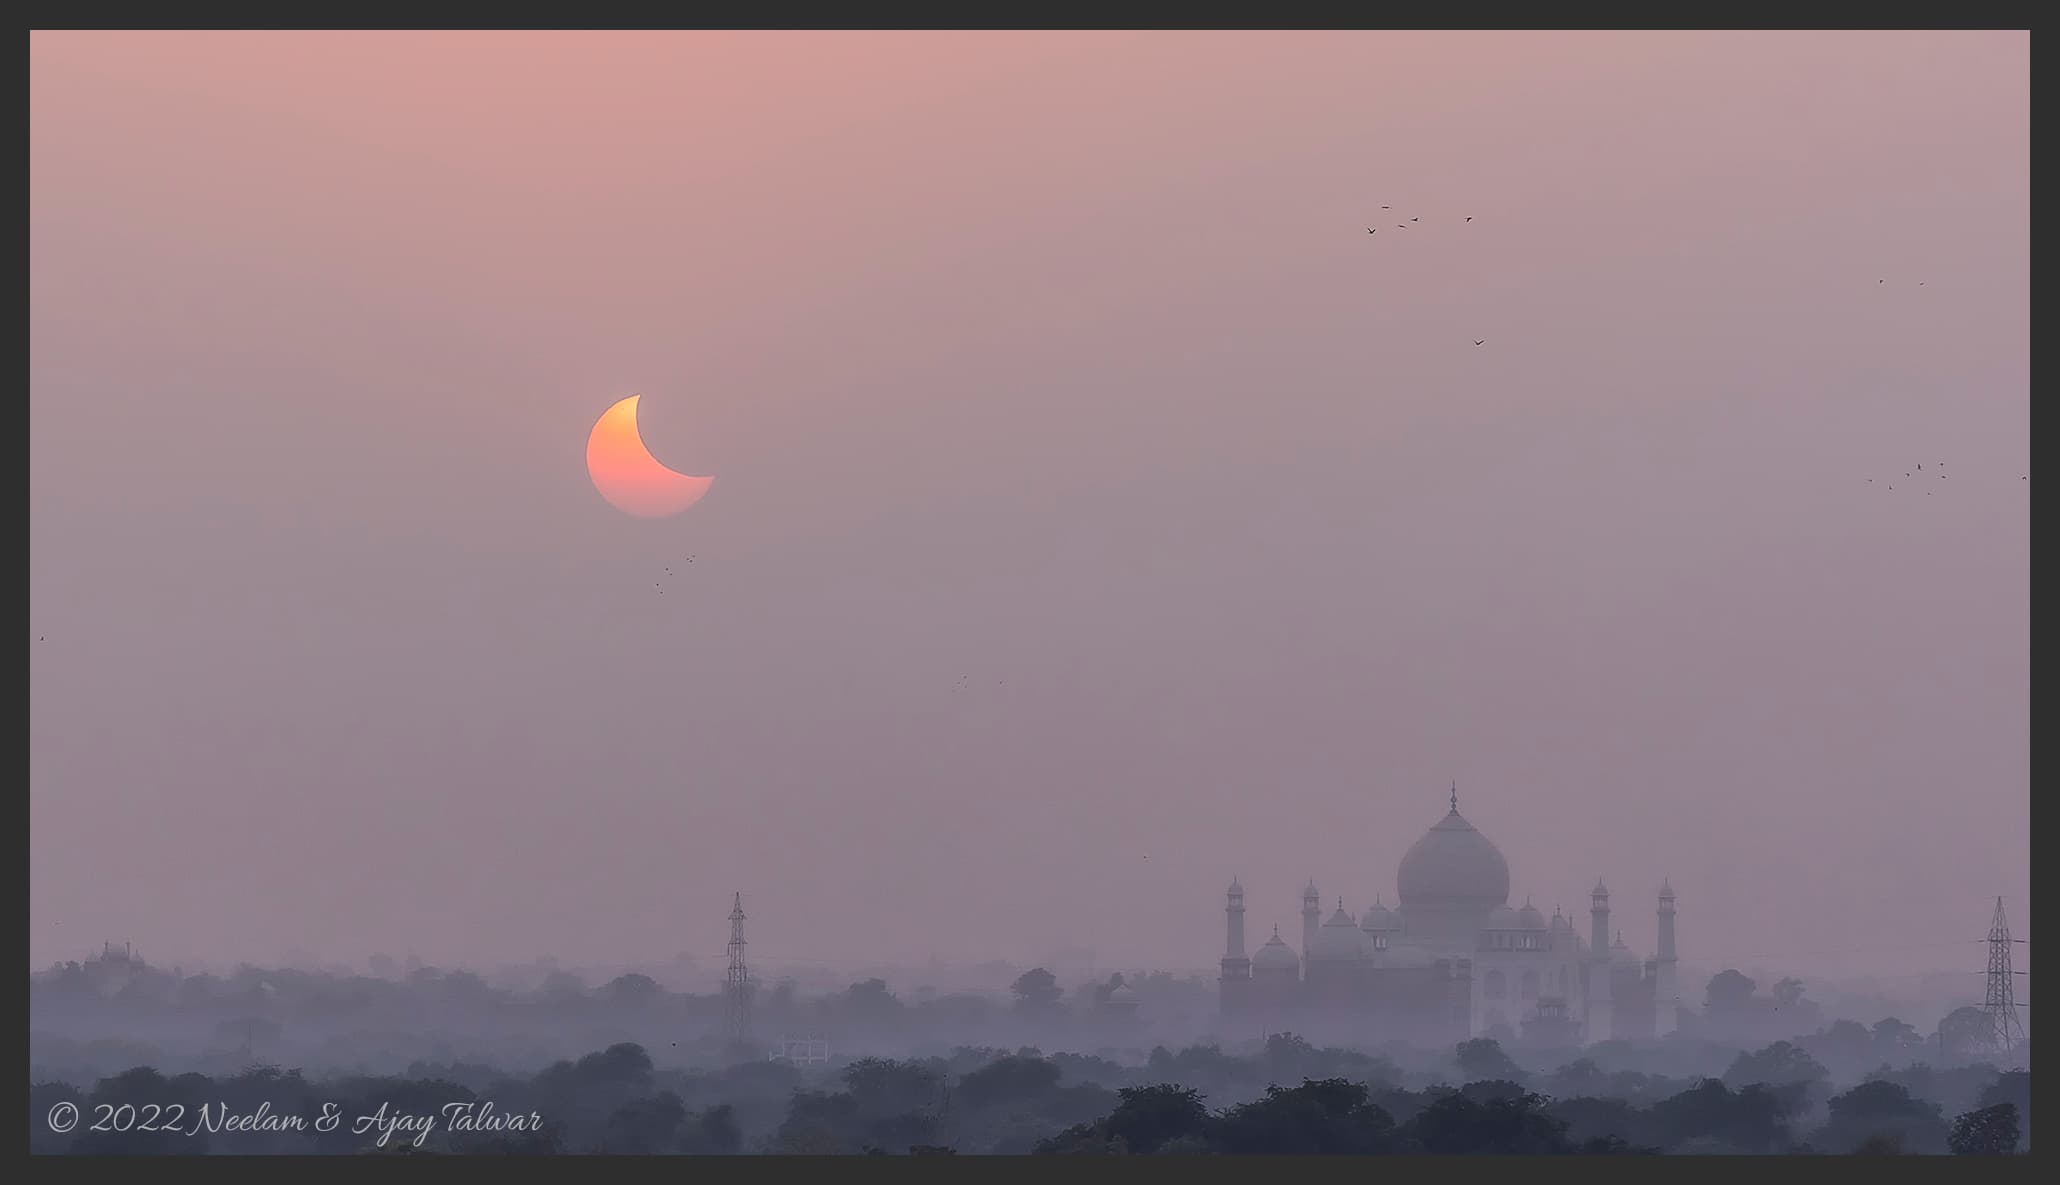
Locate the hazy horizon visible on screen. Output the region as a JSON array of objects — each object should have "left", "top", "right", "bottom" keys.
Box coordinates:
[{"left": 31, "top": 31, "right": 2028, "bottom": 985}]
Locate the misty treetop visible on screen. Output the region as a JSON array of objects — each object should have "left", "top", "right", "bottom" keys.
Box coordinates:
[{"left": 31, "top": 1035, "right": 2027, "bottom": 1155}]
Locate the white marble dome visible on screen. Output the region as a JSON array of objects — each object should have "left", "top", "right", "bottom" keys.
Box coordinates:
[
  {"left": 1360, "top": 899, "right": 1398, "bottom": 932},
  {"left": 1308, "top": 905, "right": 1371, "bottom": 961},
  {"left": 1397, "top": 805, "right": 1511, "bottom": 908},
  {"left": 1252, "top": 929, "right": 1301, "bottom": 971}
]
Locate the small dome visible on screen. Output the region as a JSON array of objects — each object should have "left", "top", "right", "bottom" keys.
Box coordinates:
[
  {"left": 1610, "top": 933, "right": 1639, "bottom": 967},
  {"left": 1550, "top": 906, "right": 1573, "bottom": 931},
  {"left": 1360, "top": 898, "right": 1397, "bottom": 932},
  {"left": 1486, "top": 905, "right": 1520, "bottom": 930},
  {"left": 1309, "top": 906, "right": 1371, "bottom": 961},
  {"left": 1517, "top": 900, "right": 1547, "bottom": 929},
  {"left": 1105, "top": 982, "right": 1138, "bottom": 1003},
  {"left": 1252, "top": 929, "right": 1301, "bottom": 970}
]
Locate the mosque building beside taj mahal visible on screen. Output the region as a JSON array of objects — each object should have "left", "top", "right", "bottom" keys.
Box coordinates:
[{"left": 1217, "top": 789, "right": 1680, "bottom": 1045}]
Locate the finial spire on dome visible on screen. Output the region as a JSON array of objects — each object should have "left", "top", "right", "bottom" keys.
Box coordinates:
[{"left": 1450, "top": 781, "right": 1459, "bottom": 813}]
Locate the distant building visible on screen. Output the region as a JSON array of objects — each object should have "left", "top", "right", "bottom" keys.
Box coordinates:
[
  {"left": 771, "top": 1036, "right": 831, "bottom": 1065},
  {"left": 1218, "top": 793, "right": 1679, "bottom": 1044},
  {"left": 1095, "top": 974, "right": 1142, "bottom": 1021},
  {"left": 82, "top": 941, "right": 146, "bottom": 998}
]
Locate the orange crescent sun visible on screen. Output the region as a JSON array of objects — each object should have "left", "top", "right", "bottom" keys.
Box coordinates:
[{"left": 585, "top": 394, "right": 714, "bottom": 518}]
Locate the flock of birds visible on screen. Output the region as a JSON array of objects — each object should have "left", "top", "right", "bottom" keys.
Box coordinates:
[
  {"left": 1868, "top": 464, "right": 2027, "bottom": 493},
  {"left": 1359, "top": 212, "right": 2023, "bottom": 490},
  {"left": 1869, "top": 463, "right": 1951, "bottom": 495},
  {"left": 653, "top": 555, "right": 695, "bottom": 595},
  {"left": 1365, "top": 209, "right": 1489, "bottom": 347}
]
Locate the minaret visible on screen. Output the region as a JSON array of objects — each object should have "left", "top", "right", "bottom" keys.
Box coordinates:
[
  {"left": 1655, "top": 880, "right": 1679, "bottom": 1036},
  {"left": 1590, "top": 879, "right": 1610, "bottom": 953},
  {"left": 1301, "top": 881, "right": 1322, "bottom": 971},
  {"left": 1587, "top": 879, "right": 1613, "bottom": 1042},
  {"left": 1219, "top": 879, "right": 1251, "bottom": 1019},
  {"left": 1222, "top": 879, "right": 1250, "bottom": 975}
]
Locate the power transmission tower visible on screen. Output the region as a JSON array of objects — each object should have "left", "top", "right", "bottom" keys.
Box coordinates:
[
  {"left": 724, "top": 892, "right": 752, "bottom": 1043},
  {"left": 1982, "top": 896, "right": 2026, "bottom": 1058}
]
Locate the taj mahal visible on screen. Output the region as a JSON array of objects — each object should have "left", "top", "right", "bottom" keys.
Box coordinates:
[{"left": 1217, "top": 789, "right": 1680, "bottom": 1046}]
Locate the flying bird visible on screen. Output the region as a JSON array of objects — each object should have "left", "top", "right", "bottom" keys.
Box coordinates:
[
  {"left": 1381, "top": 205, "right": 1390, "bottom": 209},
  {"left": 1474, "top": 340, "right": 1485, "bottom": 346},
  {"left": 1411, "top": 216, "right": 1419, "bottom": 221},
  {"left": 1465, "top": 216, "right": 1473, "bottom": 222},
  {"left": 1367, "top": 227, "right": 1376, "bottom": 234}
]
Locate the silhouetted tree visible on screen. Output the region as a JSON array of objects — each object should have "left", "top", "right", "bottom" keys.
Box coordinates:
[
  {"left": 776, "top": 1091, "right": 861, "bottom": 1154},
  {"left": 1806, "top": 1019, "right": 1871, "bottom": 1070},
  {"left": 1546, "top": 1057, "right": 1608, "bottom": 1098},
  {"left": 1549, "top": 1095, "right": 1657, "bottom": 1152},
  {"left": 1010, "top": 968, "right": 1062, "bottom": 1012},
  {"left": 1723, "top": 1041, "right": 1828, "bottom": 1090},
  {"left": 1974, "top": 1069, "right": 2028, "bottom": 1149},
  {"left": 1214, "top": 1078, "right": 1396, "bottom": 1154},
  {"left": 1705, "top": 970, "right": 1758, "bottom": 1014},
  {"left": 1948, "top": 1104, "right": 2019, "bottom": 1155},
  {"left": 1935, "top": 1007, "right": 1992, "bottom": 1063},
  {"left": 602, "top": 1090, "right": 685, "bottom": 1153},
  {"left": 1404, "top": 1089, "right": 1575, "bottom": 1154},
  {"left": 1811, "top": 1080, "right": 1949, "bottom": 1155},
  {"left": 1034, "top": 1084, "right": 1208, "bottom": 1155},
  {"left": 840, "top": 979, "right": 905, "bottom": 1026},
  {"left": 679, "top": 1104, "right": 743, "bottom": 1155},
  {"left": 1455, "top": 1037, "right": 1523, "bottom": 1082},
  {"left": 841, "top": 1058, "right": 943, "bottom": 1118},
  {"left": 957, "top": 1055, "right": 1062, "bottom": 1108},
  {"left": 1870, "top": 1017, "right": 1923, "bottom": 1064},
  {"left": 602, "top": 973, "right": 661, "bottom": 1007},
  {"left": 1646, "top": 1079, "right": 1797, "bottom": 1153}
]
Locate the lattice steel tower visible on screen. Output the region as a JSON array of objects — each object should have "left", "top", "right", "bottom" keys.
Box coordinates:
[
  {"left": 1983, "top": 896, "right": 2025, "bottom": 1056},
  {"left": 725, "top": 892, "right": 752, "bottom": 1042}
]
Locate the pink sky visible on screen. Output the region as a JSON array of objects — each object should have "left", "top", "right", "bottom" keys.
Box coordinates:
[{"left": 31, "top": 32, "right": 2027, "bottom": 985}]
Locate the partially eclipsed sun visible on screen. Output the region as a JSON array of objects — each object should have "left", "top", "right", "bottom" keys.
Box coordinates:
[{"left": 586, "top": 395, "right": 714, "bottom": 518}]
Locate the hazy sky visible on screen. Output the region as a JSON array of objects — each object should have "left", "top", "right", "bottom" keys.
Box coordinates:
[{"left": 31, "top": 31, "right": 2027, "bottom": 987}]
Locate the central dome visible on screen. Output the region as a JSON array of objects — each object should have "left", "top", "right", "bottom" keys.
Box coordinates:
[{"left": 1397, "top": 805, "right": 1511, "bottom": 907}]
